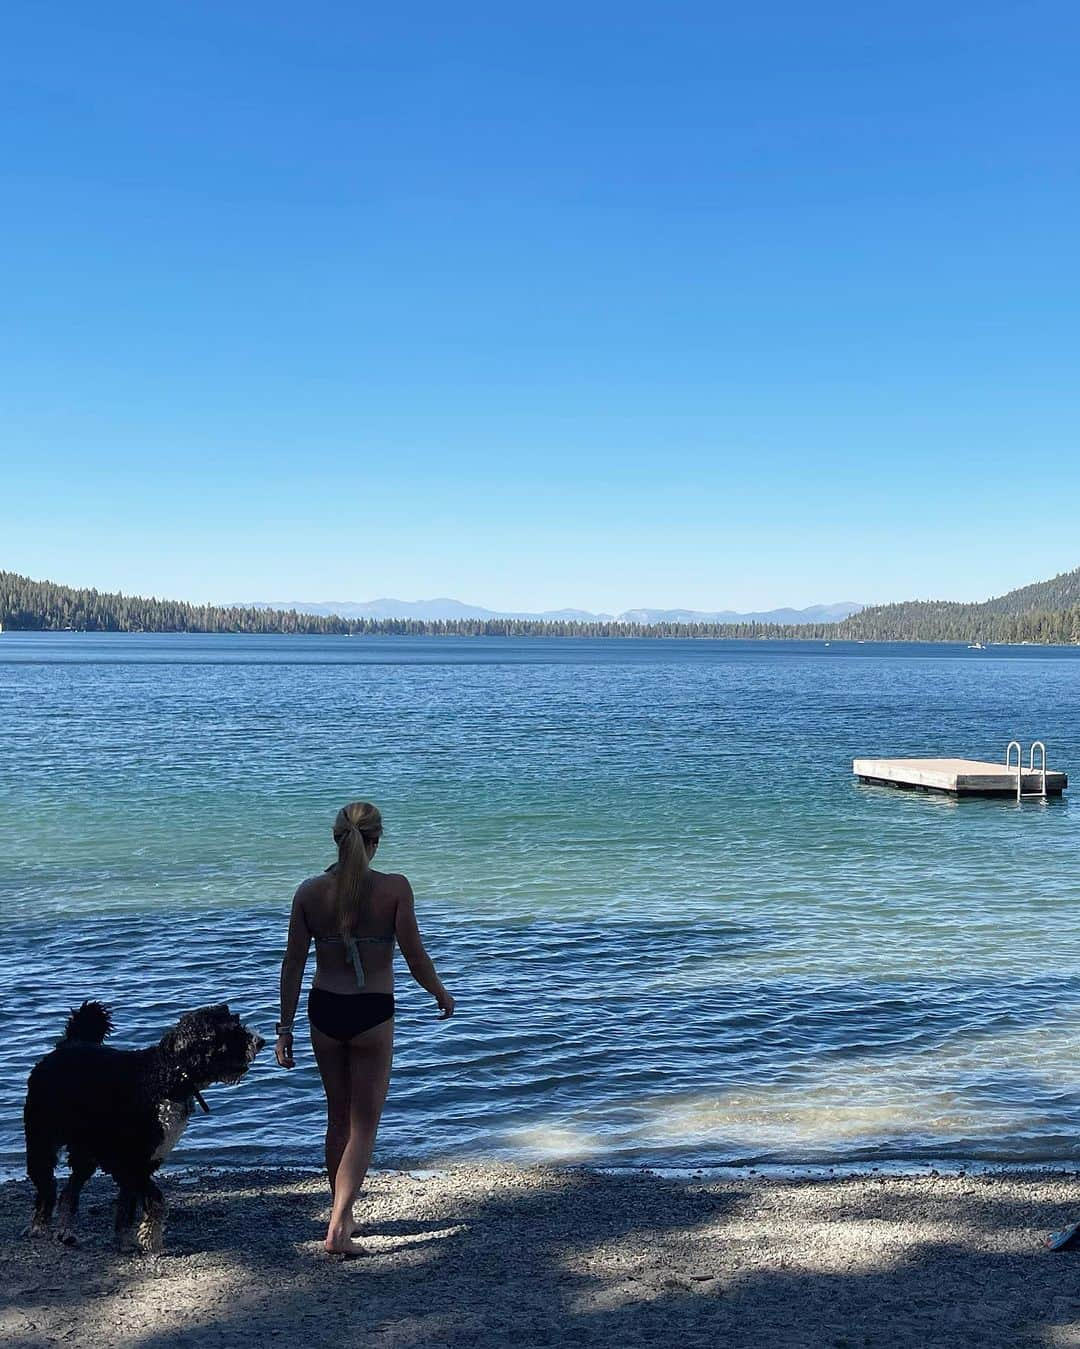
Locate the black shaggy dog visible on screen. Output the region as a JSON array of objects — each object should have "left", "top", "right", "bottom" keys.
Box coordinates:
[{"left": 24, "top": 1001, "right": 264, "bottom": 1252}]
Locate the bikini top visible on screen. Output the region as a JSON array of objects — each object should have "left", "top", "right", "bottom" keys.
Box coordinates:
[
  {"left": 313, "top": 932, "right": 393, "bottom": 988},
  {"left": 315, "top": 864, "right": 395, "bottom": 988}
]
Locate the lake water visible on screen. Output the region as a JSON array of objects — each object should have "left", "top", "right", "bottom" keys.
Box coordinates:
[{"left": 2, "top": 633, "right": 1079, "bottom": 1173}]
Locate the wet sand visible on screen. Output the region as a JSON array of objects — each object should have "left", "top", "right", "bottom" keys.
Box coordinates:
[{"left": 4, "top": 1164, "right": 1080, "bottom": 1347}]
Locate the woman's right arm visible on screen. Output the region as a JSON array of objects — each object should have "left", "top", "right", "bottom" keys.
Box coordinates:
[
  {"left": 276, "top": 885, "right": 312, "bottom": 1066},
  {"left": 395, "top": 878, "right": 454, "bottom": 1019}
]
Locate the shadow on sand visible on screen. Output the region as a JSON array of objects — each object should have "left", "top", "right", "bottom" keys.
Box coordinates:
[{"left": 4, "top": 1160, "right": 1080, "bottom": 1349}]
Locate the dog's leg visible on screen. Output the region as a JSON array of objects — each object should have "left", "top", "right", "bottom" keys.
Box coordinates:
[
  {"left": 55, "top": 1148, "right": 97, "bottom": 1246},
  {"left": 24, "top": 1132, "right": 59, "bottom": 1238},
  {"left": 137, "top": 1177, "right": 168, "bottom": 1255},
  {"left": 114, "top": 1178, "right": 140, "bottom": 1253}
]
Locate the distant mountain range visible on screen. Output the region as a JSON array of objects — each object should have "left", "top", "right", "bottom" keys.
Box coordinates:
[
  {"left": 234, "top": 597, "right": 865, "bottom": 625},
  {"left": 619, "top": 602, "right": 863, "bottom": 625}
]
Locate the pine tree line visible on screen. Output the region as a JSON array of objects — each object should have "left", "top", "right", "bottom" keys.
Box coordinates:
[
  {"left": 0, "top": 571, "right": 820, "bottom": 638},
  {"left": 834, "top": 599, "right": 1080, "bottom": 645},
  {"left": 3, "top": 569, "right": 1080, "bottom": 643}
]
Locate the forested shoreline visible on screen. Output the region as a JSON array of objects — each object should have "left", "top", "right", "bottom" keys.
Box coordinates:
[{"left": 3, "top": 569, "right": 1080, "bottom": 644}]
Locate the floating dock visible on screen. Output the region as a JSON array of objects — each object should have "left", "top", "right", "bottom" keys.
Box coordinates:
[{"left": 854, "top": 755, "right": 1068, "bottom": 798}]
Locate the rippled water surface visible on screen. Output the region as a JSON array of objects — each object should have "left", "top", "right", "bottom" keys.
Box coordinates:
[{"left": 2, "top": 633, "right": 1079, "bottom": 1171}]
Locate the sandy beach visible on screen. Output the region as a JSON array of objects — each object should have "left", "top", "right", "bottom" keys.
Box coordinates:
[{"left": 4, "top": 1165, "right": 1080, "bottom": 1348}]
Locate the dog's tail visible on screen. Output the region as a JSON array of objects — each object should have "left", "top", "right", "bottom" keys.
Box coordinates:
[{"left": 61, "top": 1000, "right": 113, "bottom": 1045}]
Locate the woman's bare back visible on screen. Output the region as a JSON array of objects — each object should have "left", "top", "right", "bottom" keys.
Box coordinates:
[{"left": 298, "top": 868, "right": 405, "bottom": 996}]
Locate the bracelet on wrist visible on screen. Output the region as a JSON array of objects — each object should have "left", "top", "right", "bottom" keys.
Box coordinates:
[{"left": 275, "top": 1022, "right": 294, "bottom": 1036}]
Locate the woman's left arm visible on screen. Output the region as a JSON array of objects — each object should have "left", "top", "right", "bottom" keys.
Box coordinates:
[{"left": 276, "top": 886, "right": 312, "bottom": 1068}]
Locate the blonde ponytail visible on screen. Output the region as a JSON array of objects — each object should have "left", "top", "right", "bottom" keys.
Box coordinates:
[{"left": 332, "top": 801, "right": 383, "bottom": 940}]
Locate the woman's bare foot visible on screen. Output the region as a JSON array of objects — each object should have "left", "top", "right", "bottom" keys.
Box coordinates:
[{"left": 325, "top": 1221, "right": 368, "bottom": 1257}]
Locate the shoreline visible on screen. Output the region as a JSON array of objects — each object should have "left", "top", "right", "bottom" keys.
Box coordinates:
[
  {"left": 5, "top": 1163, "right": 1080, "bottom": 1347},
  {"left": 6, "top": 1155, "right": 1080, "bottom": 1186},
  {"left": 6, "top": 630, "right": 1080, "bottom": 649}
]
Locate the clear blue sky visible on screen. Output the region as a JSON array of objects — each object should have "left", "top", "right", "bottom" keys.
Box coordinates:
[{"left": 4, "top": 2, "right": 1079, "bottom": 612}]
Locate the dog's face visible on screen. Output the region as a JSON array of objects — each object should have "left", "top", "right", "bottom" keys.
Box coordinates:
[{"left": 161, "top": 1004, "right": 264, "bottom": 1089}]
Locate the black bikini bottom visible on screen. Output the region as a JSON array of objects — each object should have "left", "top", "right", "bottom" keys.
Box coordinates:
[{"left": 308, "top": 989, "right": 395, "bottom": 1042}]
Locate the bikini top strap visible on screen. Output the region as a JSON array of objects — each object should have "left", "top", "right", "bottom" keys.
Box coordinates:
[
  {"left": 314, "top": 934, "right": 394, "bottom": 944},
  {"left": 313, "top": 931, "right": 394, "bottom": 988}
]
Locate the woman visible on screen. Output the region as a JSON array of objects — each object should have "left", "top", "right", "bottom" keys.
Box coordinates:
[{"left": 275, "top": 801, "right": 454, "bottom": 1255}]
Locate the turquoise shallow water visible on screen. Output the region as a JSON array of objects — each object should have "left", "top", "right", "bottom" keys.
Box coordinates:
[{"left": 2, "top": 633, "right": 1079, "bottom": 1171}]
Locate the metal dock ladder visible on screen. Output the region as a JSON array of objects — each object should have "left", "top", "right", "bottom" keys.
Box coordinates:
[{"left": 1006, "top": 740, "right": 1048, "bottom": 803}]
